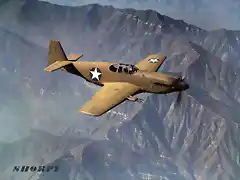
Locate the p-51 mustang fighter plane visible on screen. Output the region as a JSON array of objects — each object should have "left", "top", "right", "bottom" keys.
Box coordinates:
[{"left": 44, "top": 40, "right": 189, "bottom": 117}]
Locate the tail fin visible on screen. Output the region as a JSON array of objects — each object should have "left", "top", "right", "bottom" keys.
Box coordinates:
[
  {"left": 48, "top": 40, "right": 68, "bottom": 65},
  {"left": 44, "top": 40, "right": 82, "bottom": 72}
]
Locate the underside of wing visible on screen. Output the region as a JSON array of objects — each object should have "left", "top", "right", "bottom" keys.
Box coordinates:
[
  {"left": 135, "top": 54, "right": 167, "bottom": 72},
  {"left": 80, "top": 83, "right": 140, "bottom": 116}
]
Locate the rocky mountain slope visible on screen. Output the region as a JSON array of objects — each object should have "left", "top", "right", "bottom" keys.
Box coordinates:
[
  {"left": 0, "top": 129, "right": 90, "bottom": 180},
  {"left": 0, "top": 0, "right": 240, "bottom": 180}
]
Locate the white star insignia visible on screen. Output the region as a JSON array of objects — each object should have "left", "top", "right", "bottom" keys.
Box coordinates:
[
  {"left": 90, "top": 68, "right": 101, "bottom": 81},
  {"left": 148, "top": 58, "right": 160, "bottom": 63}
]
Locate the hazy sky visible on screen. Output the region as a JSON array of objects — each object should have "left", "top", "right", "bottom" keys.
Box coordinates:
[{"left": 42, "top": 0, "right": 240, "bottom": 30}]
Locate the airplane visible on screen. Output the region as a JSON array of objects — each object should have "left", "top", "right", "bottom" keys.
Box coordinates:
[{"left": 44, "top": 40, "right": 189, "bottom": 117}]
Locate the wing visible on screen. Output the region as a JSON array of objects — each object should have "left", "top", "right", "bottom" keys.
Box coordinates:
[
  {"left": 80, "top": 82, "right": 140, "bottom": 116},
  {"left": 135, "top": 54, "right": 167, "bottom": 72}
]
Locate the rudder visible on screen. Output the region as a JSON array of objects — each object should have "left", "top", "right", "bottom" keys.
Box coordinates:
[{"left": 48, "top": 40, "right": 67, "bottom": 65}]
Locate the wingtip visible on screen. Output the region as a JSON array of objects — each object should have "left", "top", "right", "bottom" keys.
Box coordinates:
[
  {"left": 44, "top": 66, "right": 54, "bottom": 72},
  {"left": 79, "top": 109, "right": 101, "bottom": 117},
  {"left": 44, "top": 68, "right": 51, "bottom": 72}
]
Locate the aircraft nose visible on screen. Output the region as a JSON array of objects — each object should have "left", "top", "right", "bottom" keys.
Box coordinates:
[
  {"left": 184, "top": 83, "right": 189, "bottom": 90},
  {"left": 177, "top": 80, "right": 189, "bottom": 90}
]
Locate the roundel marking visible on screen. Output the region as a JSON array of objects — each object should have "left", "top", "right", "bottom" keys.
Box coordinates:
[
  {"left": 148, "top": 58, "right": 160, "bottom": 63},
  {"left": 89, "top": 67, "right": 102, "bottom": 81}
]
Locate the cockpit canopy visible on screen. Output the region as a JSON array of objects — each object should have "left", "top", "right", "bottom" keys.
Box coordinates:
[{"left": 109, "top": 63, "right": 139, "bottom": 74}]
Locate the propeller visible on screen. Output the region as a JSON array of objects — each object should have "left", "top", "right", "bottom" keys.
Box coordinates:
[
  {"left": 178, "top": 71, "right": 186, "bottom": 81},
  {"left": 173, "top": 75, "right": 184, "bottom": 86},
  {"left": 173, "top": 91, "right": 183, "bottom": 114},
  {"left": 176, "top": 89, "right": 182, "bottom": 106},
  {"left": 174, "top": 73, "right": 187, "bottom": 108},
  {"left": 172, "top": 67, "right": 188, "bottom": 109}
]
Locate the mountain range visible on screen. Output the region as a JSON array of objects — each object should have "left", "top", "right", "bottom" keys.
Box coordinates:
[
  {"left": 42, "top": 0, "right": 240, "bottom": 30},
  {"left": 0, "top": 0, "right": 240, "bottom": 180}
]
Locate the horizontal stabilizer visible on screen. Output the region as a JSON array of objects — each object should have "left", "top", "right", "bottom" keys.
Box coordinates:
[
  {"left": 44, "top": 61, "right": 72, "bottom": 72},
  {"left": 67, "top": 54, "right": 83, "bottom": 61}
]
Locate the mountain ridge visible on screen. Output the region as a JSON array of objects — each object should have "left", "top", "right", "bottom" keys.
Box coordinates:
[
  {"left": 10, "top": 0, "right": 240, "bottom": 67},
  {"left": 42, "top": 0, "right": 240, "bottom": 30}
]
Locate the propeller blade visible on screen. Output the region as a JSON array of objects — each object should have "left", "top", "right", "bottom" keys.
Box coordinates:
[
  {"left": 174, "top": 91, "right": 183, "bottom": 110},
  {"left": 176, "top": 91, "right": 182, "bottom": 104},
  {"left": 182, "top": 70, "right": 187, "bottom": 80}
]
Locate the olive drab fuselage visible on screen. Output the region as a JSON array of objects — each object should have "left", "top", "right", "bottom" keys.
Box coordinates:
[{"left": 69, "top": 61, "right": 186, "bottom": 94}]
